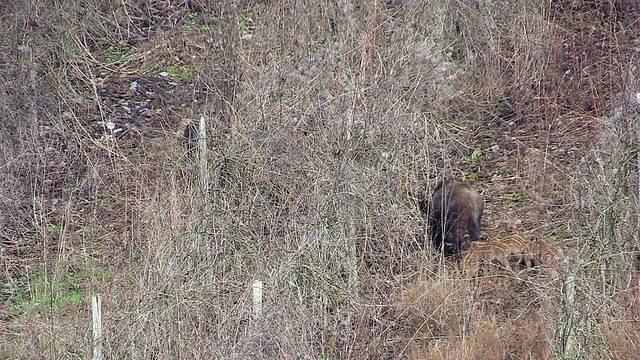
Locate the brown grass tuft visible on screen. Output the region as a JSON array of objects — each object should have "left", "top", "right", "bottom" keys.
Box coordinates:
[{"left": 0, "top": 0, "right": 638, "bottom": 358}]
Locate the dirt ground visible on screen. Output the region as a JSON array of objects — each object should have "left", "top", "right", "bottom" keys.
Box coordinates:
[{"left": 1, "top": 1, "right": 640, "bottom": 359}]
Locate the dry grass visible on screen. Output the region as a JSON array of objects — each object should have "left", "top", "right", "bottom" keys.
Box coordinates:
[{"left": 0, "top": 0, "right": 639, "bottom": 358}]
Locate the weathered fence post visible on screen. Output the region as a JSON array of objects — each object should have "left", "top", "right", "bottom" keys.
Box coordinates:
[
  {"left": 91, "top": 294, "right": 102, "bottom": 360},
  {"left": 253, "top": 280, "right": 263, "bottom": 319}
]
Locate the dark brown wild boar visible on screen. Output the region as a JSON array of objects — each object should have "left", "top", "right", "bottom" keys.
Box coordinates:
[{"left": 420, "top": 180, "right": 483, "bottom": 256}]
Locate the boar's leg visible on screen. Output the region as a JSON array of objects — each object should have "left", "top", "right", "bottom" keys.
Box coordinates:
[{"left": 468, "top": 213, "right": 481, "bottom": 241}]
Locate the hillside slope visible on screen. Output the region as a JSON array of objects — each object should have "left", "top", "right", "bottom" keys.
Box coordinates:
[{"left": 1, "top": 0, "right": 639, "bottom": 358}]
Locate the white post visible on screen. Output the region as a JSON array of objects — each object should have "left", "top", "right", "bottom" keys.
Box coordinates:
[
  {"left": 561, "top": 275, "right": 577, "bottom": 359},
  {"left": 252, "top": 280, "right": 263, "bottom": 318},
  {"left": 198, "top": 116, "right": 209, "bottom": 203},
  {"left": 91, "top": 295, "right": 102, "bottom": 360},
  {"left": 347, "top": 215, "right": 359, "bottom": 295}
]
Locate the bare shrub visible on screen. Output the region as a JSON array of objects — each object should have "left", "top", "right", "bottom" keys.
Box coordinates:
[{"left": 1, "top": 0, "right": 639, "bottom": 358}]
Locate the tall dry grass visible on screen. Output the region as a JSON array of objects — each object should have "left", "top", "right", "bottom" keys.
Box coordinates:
[{"left": 0, "top": 0, "right": 639, "bottom": 358}]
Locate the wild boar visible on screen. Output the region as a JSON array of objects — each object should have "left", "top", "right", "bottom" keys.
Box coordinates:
[
  {"left": 461, "top": 235, "right": 529, "bottom": 277},
  {"left": 421, "top": 180, "right": 483, "bottom": 255}
]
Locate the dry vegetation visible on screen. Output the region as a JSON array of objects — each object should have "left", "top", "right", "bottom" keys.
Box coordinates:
[{"left": 1, "top": 0, "right": 639, "bottom": 358}]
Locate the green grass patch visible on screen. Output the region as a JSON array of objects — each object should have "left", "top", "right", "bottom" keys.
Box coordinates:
[
  {"left": 166, "top": 65, "right": 194, "bottom": 82},
  {"left": 105, "top": 45, "right": 132, "bottom": 65},
  {"left": 8, "top": 264, "right": 112, "bottom": 318}
]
